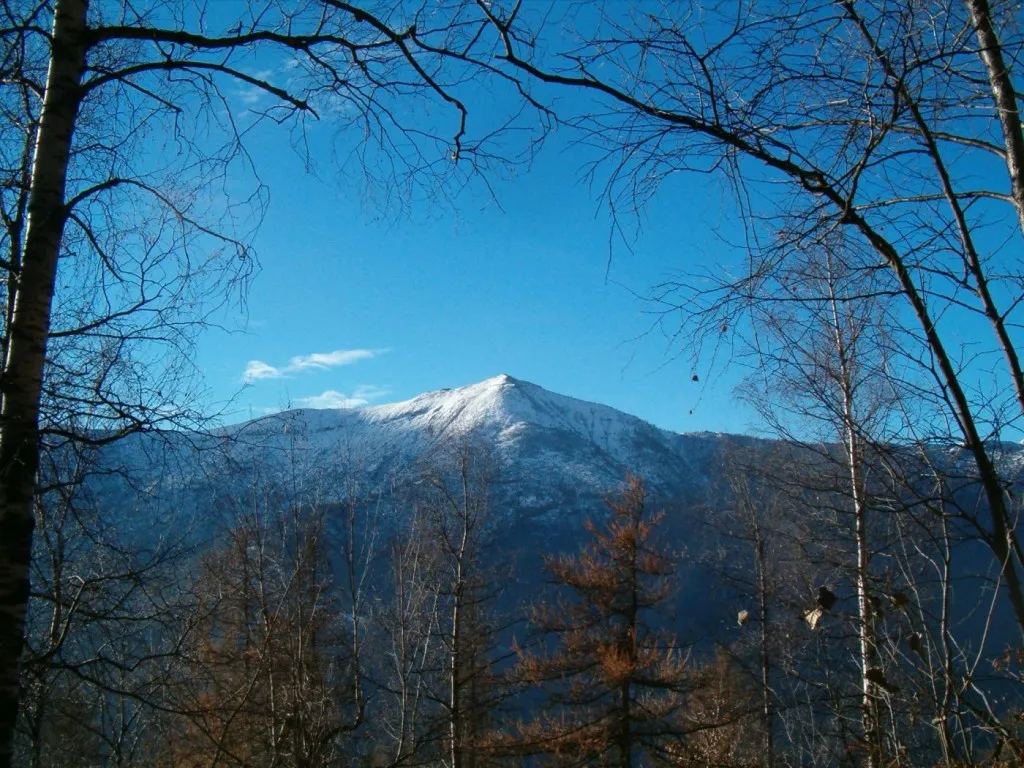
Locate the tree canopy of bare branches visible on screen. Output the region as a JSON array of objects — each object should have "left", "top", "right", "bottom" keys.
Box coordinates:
[
  {"left": 0, "top": 0, "right": 545, "bottom": 761},
  {"left": 473, "top": 0, "right": 1024, "bottom": 650}
]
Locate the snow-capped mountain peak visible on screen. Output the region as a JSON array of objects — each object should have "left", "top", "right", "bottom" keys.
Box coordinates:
[
  {"left": 121, "top": 375, "right": 738, "bottom": 523},
  {"left": 354, "top": 373, "right": 670, "bottom": 454},
  {"left": 361, "top": 373, "right": 521, "bottom": 432}
]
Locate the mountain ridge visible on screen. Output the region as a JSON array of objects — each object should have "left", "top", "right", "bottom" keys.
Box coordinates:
[
  {"left": 211, "top": 374, "right": 749, "bottom": 506},
  {"left": 103, "top": 375, "right": 1024, "bottom": 529},
  {"left": 233, "top": 373, "right": 707, "bottom": 441}
]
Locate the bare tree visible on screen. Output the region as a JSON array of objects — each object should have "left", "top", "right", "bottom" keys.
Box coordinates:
[
  {"left": 473, "top": 0, "right": 1024, "bottom": 646},
  {"left": 13, "top": 443, "right": 198, "bottom": 767},
  {"left": 699, "top": 233, "right": 1024, "bottom": 763},
  {"left": 0, "top": 0, "right": 545, "bottom": 759},
  {"left": 393, "top": 433, "right": 507, "bottom": 768},
  {"left": 167, "top": 463, "right": 368, "bottom": 768},
  {"left": 375, "top": 503, "right": 440, "bottom": 767},
  {"left": 749, "top": 244, "right": 899, "bottom": 766},
  {"left": 710, "top": 464, "right": 788, "bottom": 768}
]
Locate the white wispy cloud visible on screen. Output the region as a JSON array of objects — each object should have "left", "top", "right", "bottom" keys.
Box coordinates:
[
  {"left": 243, "top": 348, "right": 386, "bottom": 381},
  {"left": 235, "top": 70, "right": 277, "bottom": 106},
  {"left": 243, "top": 360, "right": 282, "bottom": 381},
  {"left": 289, "top": 349, "right": 380, "bottom": 372},
  {"left": 295, "top": 384, "right": 390, "bottom": 410},
  {"left": 237, "top": 85, "right": 266, "bottom": 105}
]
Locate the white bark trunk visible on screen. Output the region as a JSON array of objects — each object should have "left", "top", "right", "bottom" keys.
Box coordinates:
[
  {"left": 0, "top": 2, "right": 89, "bottom": 763},
  {"left": 826, "top": 259, "right": 881, "bottom": 768}
]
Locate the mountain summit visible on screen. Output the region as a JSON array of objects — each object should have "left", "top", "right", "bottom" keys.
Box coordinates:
[
  {"left": 211, "top": 375, "right": 742, "bottom": 515},
  {"left": 362, "top": 373, "right": 671, "bottom": 453},
  {"left": 99, "top": 376, "right": 747, "bottom": 529}
]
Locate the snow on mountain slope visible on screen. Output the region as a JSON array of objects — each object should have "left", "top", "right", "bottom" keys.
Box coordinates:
[
  {"left": 79, "top": 373, "right": 1024, "bottom": 546},
  {"left": 363, "top": 373, "right": 646, "bottom": 447},
  {"left": 207, "top": 374, "right": 742, "bottom": 508},
  {"left": 83, "top": 374, "right": 763, "bottom": 535}
]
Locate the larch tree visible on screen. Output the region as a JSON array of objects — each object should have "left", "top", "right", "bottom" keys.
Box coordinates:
[{"left": 509, "top": 474, "right": 691, "bottom": 767}]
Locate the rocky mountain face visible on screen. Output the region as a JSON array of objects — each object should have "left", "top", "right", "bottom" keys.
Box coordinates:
[
  {"left": 221, "top": 373, "right": 751, "bottom": 516},
  {"left": 81, "top": 375, "right": 748, "bottom": 623},
  {"left": 93, "top": 374, "right": 752, "bottom": 531},
  {"left": 89, "top": 373, "right": 1024, "bottom": 549},
  {"left": 64, "top": 373, "right": 1024, "bottom": 650}
]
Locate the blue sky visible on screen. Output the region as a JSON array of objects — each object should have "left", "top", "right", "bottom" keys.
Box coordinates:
[
  {"left": 194, "top": 117, "right": 756, "bottom": 434},
  {"left": 40, "top": 0, "right": 1011, "bottom": 448},
  {"left": 176, "top": 3, "right": 1023, "bottom": 444}
]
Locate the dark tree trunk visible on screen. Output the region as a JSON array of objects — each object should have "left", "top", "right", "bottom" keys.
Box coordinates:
[
  {"left": 0, "top": 1, "right": 89, "bottom": 763},
  {"left": 966, "top": 0, "right": 1024, "bottom": 238}
]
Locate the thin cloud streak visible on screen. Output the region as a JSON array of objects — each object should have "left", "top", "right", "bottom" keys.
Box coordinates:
[
  {"left": 243, "top": 348, "right": 387, "bottom": 381},
  {"left": 295, "top": 384, "right": 391, "bottom": 410}
]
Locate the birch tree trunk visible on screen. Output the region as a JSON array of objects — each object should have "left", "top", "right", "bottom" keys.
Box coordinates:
[
  {"left": 825, "top": 258, "right": 882, "bottom": 768},
  {"left": 750, "top": 506, "right": 775, "bottom": 768},
  {"left": 449, "top": 543, "right": 464, "bottom": 768},
  {"left": 0, "top": 1, "right": 89, "bottom": 763}
]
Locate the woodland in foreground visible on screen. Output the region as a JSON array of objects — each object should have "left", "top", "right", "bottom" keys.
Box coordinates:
[{"left": 14, "top": 429, "right": 1024, "bottom": 768}]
